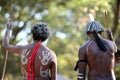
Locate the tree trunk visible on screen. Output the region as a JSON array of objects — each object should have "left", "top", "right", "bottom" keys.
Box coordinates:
[
  {"left": 112, "top": 0, "right": 120, "bottom": 46},
  {"left": 112, "top": 0, "right": 120, "bottom": 35}
]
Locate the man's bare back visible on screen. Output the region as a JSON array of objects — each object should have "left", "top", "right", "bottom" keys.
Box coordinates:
[
  {"left": 79, "top": 38, "right": 116, "bottom": 80},
  {"left": 20, "top": 43, "right": 57, "bottom": 80},
  {"left": 75, "top": 21, "right": 117, "bottom": 80}
]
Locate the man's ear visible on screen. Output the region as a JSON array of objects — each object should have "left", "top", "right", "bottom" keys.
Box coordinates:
[{"left": 87, "top": 32, "right": 92, "bottom": 36}]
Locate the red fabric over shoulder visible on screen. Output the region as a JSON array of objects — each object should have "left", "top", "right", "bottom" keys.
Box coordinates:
[{"left": 28, "top": 41, "right": 41, "bottom": 80}]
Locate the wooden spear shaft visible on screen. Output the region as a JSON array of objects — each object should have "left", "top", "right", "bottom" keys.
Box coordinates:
[
  {"left": 1, "top": 51, "right": 8, "bottom": 80},
  {"left": 9, "top": 0, "right": 13, "bottom": 22},
  {"left": 1, "top": 0, "right": 12, "bottom": 80},
  {"left": 105, "top": 11, "right": 109, "bottom": 30}
]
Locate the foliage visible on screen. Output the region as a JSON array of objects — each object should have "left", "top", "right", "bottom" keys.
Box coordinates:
[{"left": 0, "top": 0, "right": 120, "bottom": 80}]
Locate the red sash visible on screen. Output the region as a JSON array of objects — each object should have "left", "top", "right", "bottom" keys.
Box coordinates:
[{"left": 28, "top": 41, "right": 41, "bottom": 80}]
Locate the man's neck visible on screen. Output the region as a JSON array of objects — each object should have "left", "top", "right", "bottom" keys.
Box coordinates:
[
  {"left": 34, "top": 40, "right": 39, "bottom": 43},
  {"left": 88, "top": 34, "right": 94, "bottom": 40},
  {"left": 88, "top": 33, "right": 102, "bottom": 40}
]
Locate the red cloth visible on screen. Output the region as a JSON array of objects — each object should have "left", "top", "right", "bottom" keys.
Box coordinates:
[{"left": 28, "top": 41, "right": 41, "bottom": 80}]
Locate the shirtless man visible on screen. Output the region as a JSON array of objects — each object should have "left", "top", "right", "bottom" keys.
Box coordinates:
[
  {"left": 2, "top": 22, "right": 57, "bottom": 80},
  {"left": 74, "top": 21, "right": 117, "bottom": 80}
]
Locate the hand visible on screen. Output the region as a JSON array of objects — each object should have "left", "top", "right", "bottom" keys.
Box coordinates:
[
  {"left": 106, "top": 30, "right": 113, "bottom": 41},
  {"left": 7, "top": 21, "right": 13, "bottom": 30},
  {"left": 106, "top": 30, "right": 112, "bottom": 37},
  {"left": 115, "top": 49, "right": 120, "bottom": 63}
]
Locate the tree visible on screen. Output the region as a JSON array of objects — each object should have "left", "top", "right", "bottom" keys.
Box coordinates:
[{"left": 0, "top": 0, "right": 120, "bottom": 79}]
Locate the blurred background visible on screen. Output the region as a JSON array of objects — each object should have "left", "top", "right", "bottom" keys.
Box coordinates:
[{"left": 0, "top": 0, "right": 120, "bottom": 80}]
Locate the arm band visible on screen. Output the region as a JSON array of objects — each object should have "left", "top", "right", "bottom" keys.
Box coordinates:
[
  {"left": 77, "top": 73, "right": 85, "bottom": 79},
  {"left": 74, "top": 60, "right": 87, "bottom": 71}
]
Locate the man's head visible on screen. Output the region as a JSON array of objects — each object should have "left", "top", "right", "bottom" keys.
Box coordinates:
[
  {"left": 85, "top": 21, "right": 104, "bottom": 35},
  {"left": 85, "top": 21, "right": 107, "bottom": 51},
  {"left": 31, "top": 22, "right": 51, "bottom": 42}
]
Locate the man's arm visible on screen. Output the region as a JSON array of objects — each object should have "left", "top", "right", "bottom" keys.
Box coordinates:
[
  {"left": 106, "top": 30, "right": 114, "bottom": 41},
  {"left": 77, "top": 48, "right": 87, "bottom": 80},
  {"left": 50, "top": 52, "right": 57, "bottom": 80},
  {"left": 2, "top": 22, "right": 23, "bottom": 54},
  {"left": 106, "top": 30, "right": 120, "bottom": 62}
]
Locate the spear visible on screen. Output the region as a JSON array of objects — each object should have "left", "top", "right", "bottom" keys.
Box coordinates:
[
  {"left": 104, "top": 10, "right": 114, "bottom": 41},
  {"left": 1, "top": 0, "right": 13, "bottom": 80},
  {"left": 105, "top": 11, "right": 109, "bottom": 30}
]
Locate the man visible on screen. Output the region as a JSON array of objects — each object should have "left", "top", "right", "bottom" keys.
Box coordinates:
[
  {"left": 74, "top": 21, "right": 118, "bottom": 80},
  {"left": 2, "top": 22, "right": 57, "bottom": 80}
]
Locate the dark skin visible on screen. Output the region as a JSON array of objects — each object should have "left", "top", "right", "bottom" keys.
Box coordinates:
[
  {"left": 2, "top": 22, "right": 57, "bottom": 80},
  {"left": 106, "top": 30, "right": 120, "bottom": 62},
  {"left": 78, "top": 31, "right": 117, "bottom": 80}
]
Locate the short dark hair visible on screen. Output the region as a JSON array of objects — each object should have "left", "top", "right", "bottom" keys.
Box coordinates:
[{"left": 31, "top": 22, "right": 51, "bottom": 42}]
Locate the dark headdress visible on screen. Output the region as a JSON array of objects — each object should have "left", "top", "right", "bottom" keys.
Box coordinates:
[
  {"left": 85, "top": 21, "right": 104, "bottom": 33},
  {"left": 85, "top": 21, "right": 107, "bottom": 52}
]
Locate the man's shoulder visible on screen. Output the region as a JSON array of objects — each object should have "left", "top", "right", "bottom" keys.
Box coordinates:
[
  {"left": 102, "top": 38, "right": 117, "bottom": 51},
  {"left": 44, "top": 47, "right": 57, "bottom": 58},
  {"left": 78, "top": 41, "right": 90, "bottom": 54},
  {"left": 102, "top": 38, "right": 114, "bottom": 44},
  {"left": 47, "top": 50, "right": 57, "bottom": 62},
  {"left": 79, "top": 40, "right": 90, "bottom": 49}
]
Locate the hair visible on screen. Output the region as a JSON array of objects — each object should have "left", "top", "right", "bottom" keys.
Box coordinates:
[
  {"left": 31, "top": 22, "right": 51, "bottom": 42},
  {"left": 93, "top": 31, "right": 107, "bottom": 52}
]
